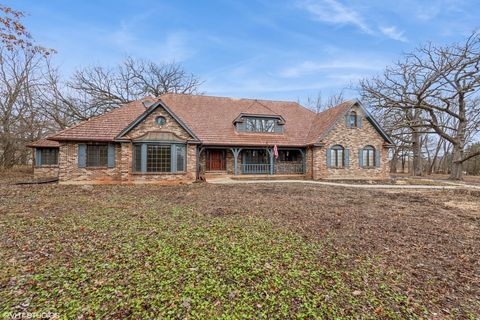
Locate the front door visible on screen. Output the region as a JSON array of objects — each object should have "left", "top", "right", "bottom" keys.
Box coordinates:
[{"left": 206, "top": 150, "right": 226, "bottom": 171}]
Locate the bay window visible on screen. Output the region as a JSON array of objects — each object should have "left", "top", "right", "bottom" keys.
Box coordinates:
[{"left": 133, "top": 143, "right": 186, "bottom": 173}]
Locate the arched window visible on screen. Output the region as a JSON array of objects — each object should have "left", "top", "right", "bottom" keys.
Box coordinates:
[
  {"left": 331, "top": 145, "right": 344, "bottom": 168},
  {"left": 363, "top": 145, "right": 375, "bottom": 167},
  {"left": 348, "top": 111, "right": 357, "bottom": 128}
]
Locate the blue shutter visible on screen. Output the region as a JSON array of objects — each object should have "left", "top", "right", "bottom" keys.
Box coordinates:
[
  {"left": 35, "top": 148, "right": 42, "bottom": 166},
  {"left": 375, "top": 149, "right": 381, "bottom": 168},
  {"left": 141, "top": 144, "right": 147, "bottom": 172},
  {"left": 274, "top": 124, "right": 283, "bottom": 133},
  {"left": 326, "top": 148, "right": 331, "bottom": 168},
  {"left": 171, "top": 144, "right": 177, "bottom": 172},
  {"left": 107, "top": 143, "right": 115, "bottom": 168},
  {"left": 78, "top": 144, "right": 86, "bottom": 168},
  {"left": 358, "top": 149, "right": 364, "bottom": 168},
  {"left": 345, "top": 114, "right": 351, "bottom": 128},
  {"left": 344, "top": 149, "right": 350, "bottom": 168},
  {"left": 357, "top": 115, "right": 362, "bottom": 128}
]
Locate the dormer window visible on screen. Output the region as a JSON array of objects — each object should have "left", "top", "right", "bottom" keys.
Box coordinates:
[
  {"left": 234, "top": 115, "right": 284, "bottom": 133},
  {"left": 246, "top": 118, "right": 275, "bottom": 132},
  {"left": 348, "top": 111, "right": 357, "bottom": 128}
]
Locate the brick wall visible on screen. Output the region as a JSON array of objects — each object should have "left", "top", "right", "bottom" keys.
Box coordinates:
[
  {"left": 58, "top": 106, "right": 197, "bottom": 184},
  {"left": 312, "top": 105, "right": 390, "bottom": 180},
  {"left": 33, "top": 166, "right": 59, "bottom": 179}
]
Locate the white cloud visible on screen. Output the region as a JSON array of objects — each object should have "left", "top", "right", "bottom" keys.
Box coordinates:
[
  {"left": 299, "top": 0, "right": 372, "bottom": 34},
  {"left": 279, "top": 60, "right": 381, "bottom": 78},
  {"left": 379, "top": 26, "right": 408, "bottom": 42}
]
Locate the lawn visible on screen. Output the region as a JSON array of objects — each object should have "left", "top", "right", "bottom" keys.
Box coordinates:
[{"left": 0, "top": 180, "right": 479, "bottom": 319}]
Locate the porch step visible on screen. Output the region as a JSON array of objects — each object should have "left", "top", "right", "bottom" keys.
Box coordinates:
[
  {"left": 204, "top": 172, "right": 229, "bottom": 180},
  {"left": 231, "top": 174, "right": 306, "bottom": 181}
]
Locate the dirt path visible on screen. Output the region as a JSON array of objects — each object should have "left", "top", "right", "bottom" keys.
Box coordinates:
[{"left": 208, "top": 178, "right": 472, "bottom": 190}]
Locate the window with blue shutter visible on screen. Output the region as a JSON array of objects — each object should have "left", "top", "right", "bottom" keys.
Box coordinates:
[
  {"left": 133, "top": 143, "right": 186, "bottom": 173},
  {"left": 78, "top": 144, "right": 86, "bottom": 168},
  {"left": 35, "top": 148, "right": 42, "bottom": 167},
  {"left": 107, "top": 144, "right": 115, "bottom": 168},
  {"left": 344, "top": 149, "right": 350, "bottom": 168},
  {"left": 330, "top": 145, "right": 345, "bottom": 168},
  {"left": 375, "top": 149, "right": 381, "bottom": 168},
  {"left": 326, "top": 148, "right": 331, "bottom": 168},
  {"left": 356, "top": 115, "right": 362, "bottom": 128},
  {"left": 358, "top": 149, "right": 364, "bottom": 168}
]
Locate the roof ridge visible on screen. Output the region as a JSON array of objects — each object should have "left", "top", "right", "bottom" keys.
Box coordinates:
[{"left": 160, "top": 92, "right": 303, "bottom": 105}]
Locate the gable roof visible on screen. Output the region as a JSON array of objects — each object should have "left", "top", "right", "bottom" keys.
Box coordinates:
[
  {"left": 48, "top": 98, "right": 153, "bottom": 141},
  {"left": 39, "top": 93, "right": 393, "bottom": 147},
  {"left": 115, "top": 99, "right": 200, "bottom": 142}
]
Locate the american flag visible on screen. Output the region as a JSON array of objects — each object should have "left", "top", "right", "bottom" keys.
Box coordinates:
[{"left": 273, "top": 145, "right": 279, "bottom": 159}]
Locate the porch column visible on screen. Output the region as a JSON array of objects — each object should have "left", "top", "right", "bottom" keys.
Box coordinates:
[
  {"left": 299, "top": 149, "right": 306, "bottom": 174},
  {"left": 230, "top": 148, "right": 242, "bottom": 175},
  {"left": 267, "top": 148, "right": 274, "bottom": 175}
]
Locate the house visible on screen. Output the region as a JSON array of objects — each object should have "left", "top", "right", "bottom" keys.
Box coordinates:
[{"left": 27, "top": 94, "right": 394, "bottom": 184}]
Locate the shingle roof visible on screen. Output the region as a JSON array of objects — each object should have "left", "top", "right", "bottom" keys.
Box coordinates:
[
  {"left": 44, "top": 94, "right": 372, "bottom": 147},
  {"left": 49, "top": 98, "right": 154, "bottom": 141},
  {"left": 306, "top": 100, "right": 355, "bottom": 145},
  {"left": 158, "top": 94, "right": 316, "bottom": 146},
  {"left": 27, "top": 137, "right": 60, "bottom": 148}
]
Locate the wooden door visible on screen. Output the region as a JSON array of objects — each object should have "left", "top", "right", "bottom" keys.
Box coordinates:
[{"left": 206, "top": 150, "right": 226, "bottom": 171}]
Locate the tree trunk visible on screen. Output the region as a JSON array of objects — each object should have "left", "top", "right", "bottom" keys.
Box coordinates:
[
  {"left": 450, "top": 144, "right": 464, "bottom": 180},
  {"left": 411, "top": 129, "right": 422, "bottom": 176},
  {"left": 390, "top": 149, "right": 398, "bottom": 173}
]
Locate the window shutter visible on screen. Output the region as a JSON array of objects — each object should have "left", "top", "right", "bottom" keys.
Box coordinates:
[
  {"left": 345, "top": 114, "right": 351, "bottom": 128},
  {"left": 35, "top": 148, "right": 42, "bottom": 166},
  {"left": 274, "top": 124, "right": 283, "bottom": 134},
  {"left": 326, "top": 148, "right": 331, "bottom": 168},
  {"left": 357, "top": 115, "right": 362, "bottom": 128},
  {"left": 171, "top": 144, "right": 177, "bottom": 172},
  {"left": 141, "top": 144, "right": 147, "bottom": 172},
  {"left": 358, "top": 149, "right": 364, "bottom": 168},
  {"left": 344, "top": 149, "right": 350, "bottom": 168},
  {"left": 78, "top": 144, "right": 86, "bottom": 168},
  {"left": 375, "top": 149, "right": 381, "bottom": 168},
  {"left": 107, "top": 143, "right": 115, "bottom": 168}
]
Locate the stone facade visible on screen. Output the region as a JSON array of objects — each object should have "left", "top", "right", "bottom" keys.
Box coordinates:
[
  {"left": 311, "top": 105, "right": 390, "bottom": 180},
  {"left": 58, "top": 106, "right": 197, "bottom": 184},
  {"left": 33, "top": 166, "right": 59, "bottom": 179},
  {"left": 54, "top": 103, "right": 390, "bottom": 184}
]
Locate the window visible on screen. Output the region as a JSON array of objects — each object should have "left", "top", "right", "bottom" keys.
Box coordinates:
[
  {"left": 36, "top": 148, "right": 58, "bottom": 166},
  {"left": 86, "top": 144, "right": 108, "bottom": 167},
  {"left": 330, "top": 145, "right": 344, "bottom": 168},
  {"left": 348, "top": 111, "right": 357, "bottom": 128},
  {"left": 245, "top": 118, "right": 276, "bottom": 133},
  {"left": 156, "top": 116, "right": 166, "bottom": 126},
  {"left": 133, "top": 143, "right": 186, "bottom": 173},
  {"left": 363, "top": 146, "right": 375, "bottom": 167},
  {"left": 279, "top": 150, "right": 300, "bottom": 162}
]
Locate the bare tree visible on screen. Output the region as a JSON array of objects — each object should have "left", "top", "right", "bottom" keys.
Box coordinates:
[
  {"left": 60, "top": 57, "right": 203, "bottom": 121},
  {"left": 360, "top": 32, "right": 480, "bottom": 179},
  {"left": 302, "top": 90, "right": 345, "bottom": 113},
  {"left": 0, "top": 48, "right": 49, "bottom": 167}
]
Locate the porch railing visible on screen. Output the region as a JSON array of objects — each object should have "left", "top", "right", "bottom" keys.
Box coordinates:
[
  {"left": 240, "top": 163, "right": 271, "bottom": 174},
  {"left": 240, "top": 163, "right": 305, "bottom": 174}
]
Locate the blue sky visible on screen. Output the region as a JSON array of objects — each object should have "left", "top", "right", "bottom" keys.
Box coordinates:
[{"left": 9, "top": 0, "right": 480, "bottom": 103}]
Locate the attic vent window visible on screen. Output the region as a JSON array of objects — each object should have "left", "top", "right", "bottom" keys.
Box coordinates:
[{"left": 155, "top": 116, "right": 166, "bottom": 126}]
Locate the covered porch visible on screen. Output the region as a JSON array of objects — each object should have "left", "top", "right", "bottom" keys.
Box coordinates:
[{"left": 198, "top": 146, "right": 306, "bottom": 177}]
